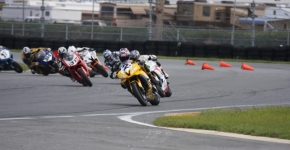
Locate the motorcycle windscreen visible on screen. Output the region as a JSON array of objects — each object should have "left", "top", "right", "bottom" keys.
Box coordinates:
[{"left": 63, "top": 52, "right": 79, "bottom": 66}]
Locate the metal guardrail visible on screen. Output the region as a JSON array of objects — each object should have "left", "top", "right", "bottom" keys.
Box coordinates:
[{"left": 0, "top": 22, "right": 289, "bottom": 47}]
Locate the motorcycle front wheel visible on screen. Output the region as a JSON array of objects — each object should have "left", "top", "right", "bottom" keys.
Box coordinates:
[
  {"left": 165, "top": 85, "right": 172, "bottom": 97},
  {"left": 151, "top": 75, "right": 165, "bottom": 97},
  {"left": 12, "top": 62, "right": 23, "bottom": 73},
  {"left": 77, "top": 69, "right": 93, "bottom": 87},
  {"left": 132, "top": 82, "right": 147, "bottom": 106},
  {"left": 149, "top": 92, "right": 160, "bottom": 106}
]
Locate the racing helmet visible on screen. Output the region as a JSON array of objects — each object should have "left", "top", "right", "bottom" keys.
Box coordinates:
[
  {"left": 0, "top": 45, "right": 5, "bottom": 50},
  {"left": 119, "top": 48, "right": 130, "bottom": 62},
  {"left": 149, "top": 55, "right": 157, "bottom": 61},
  {"left": 129, "top": 50, "right": 140, "bottom": 61},
  {"left": 68, "top": 46, "right": 76, "bottom": 53},
  {"left": 23, "top": 47, "right": 31, "bottom": 58},
  {"left": 58, "top": 47, "right": 67, "bottom": 58},
  {"left": 103, "top": 49, "right": 112, "bottom": 61}
]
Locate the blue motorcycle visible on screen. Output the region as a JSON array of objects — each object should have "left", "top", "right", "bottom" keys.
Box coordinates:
[
  {"left": 0, "top": 48, "right": 23, "bottom": 73},
  {"left": 33, "top": 49, "right": 59, "bottom": 76}
]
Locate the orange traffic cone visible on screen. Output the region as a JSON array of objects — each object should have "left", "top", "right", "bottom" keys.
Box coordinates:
[
  {"left": 185, "top": 59, "right": 196, "bottom": 65},
  {"left": 202, "top": 63, "right": 215, "bottom": 70},
  {"left": 220, "top": 60, "right": 231, "bottom": 67},
  {"left": 241, "top": 63, "right": 254, "bottom": 71}
]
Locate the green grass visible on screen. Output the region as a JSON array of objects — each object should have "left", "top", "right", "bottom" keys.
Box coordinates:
[
  {"left": 19, "top": 63, "right": 29, "bottom": 71},
  {"left": 154, "top": 106, "right": 290, "bottom": 140}
]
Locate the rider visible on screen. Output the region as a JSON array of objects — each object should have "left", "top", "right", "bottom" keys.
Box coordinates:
[
  {"left": 21, "top": 46, "right": 47, "bottom": 74},
  {"left": 103, "top": 49, "right": 120, "bottom": 76},
  {"left": 57, "top": 46, "right": 71, "bottom": 77},
  {"left": 0, "top": 46, "right": 6, "bottom": 70},
  {"left": 133, "top": 51, "right": 169, "bottom": 79},
  {"left": 113, "top": 48, "right": 154, "bottom": 99}
]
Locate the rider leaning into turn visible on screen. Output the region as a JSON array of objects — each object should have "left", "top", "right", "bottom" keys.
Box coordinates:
[
  {"left": 21, "top": 46, "right": 51, "bottom": 74},
  {"left": 110, "top": 48, "right": 155, "bottom": 99},
  {"left": 57, "top": 46, "right": 72, "bottom": 78},
  {"left": 138, "top": 54, "right": 169, "bottom": 79},
  {"left": 103, "top": 49, "right": 120, "bottom": 77}
]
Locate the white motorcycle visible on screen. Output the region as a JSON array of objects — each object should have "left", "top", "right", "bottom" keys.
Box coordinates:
[
  {"left": 144, "top": 60, "right": 172, "bottom": 97},
  {"left": 78, "top": 48, "right": 108, "bottom": 78}
]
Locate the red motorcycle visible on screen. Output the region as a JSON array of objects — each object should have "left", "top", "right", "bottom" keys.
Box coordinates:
[{"left": 62, "top": 52, "right": 92, "bottom": 87}]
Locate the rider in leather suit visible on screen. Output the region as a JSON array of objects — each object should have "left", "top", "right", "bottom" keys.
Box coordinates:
[
  {"left": 103, "top": 49, "right": 120, "bottom": 78},
  {"left": 21, "top": 47, "right": 51, "bottom": 74}
]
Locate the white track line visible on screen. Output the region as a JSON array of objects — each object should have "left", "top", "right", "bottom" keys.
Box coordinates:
[{"left": 1, "top": 104, "right": 290, "bottom": 144}]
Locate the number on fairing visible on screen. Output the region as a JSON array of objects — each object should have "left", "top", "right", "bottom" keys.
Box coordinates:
[
  {"left": 120, "top": 63, "right": 132, "bottom": 74},
  {"left": 69, "top": 56, "right": 78, "bottom": 66},
  {"left": 44, "top": 53, "right": 52, "bottom": 62},
  {"left": 0, "top": 50, "right": 9, "bottom": 59}
]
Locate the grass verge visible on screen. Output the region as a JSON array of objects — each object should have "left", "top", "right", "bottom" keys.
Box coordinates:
[
  {"left": 19, "top": 63, "right": 29, "bottom": 72},
  {"left": 153, "top": 106, "right": 290, "bottom": 140}
]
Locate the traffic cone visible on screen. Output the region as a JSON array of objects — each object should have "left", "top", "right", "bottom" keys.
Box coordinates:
[
  {"left": 241, "top": 63, "right": 254, "bottom": 71},
  {"left": 220, "top": 60, "right": 231, "bottom": 67},
  {"left": 185, "top": 59, "right": 196, "bottom": 65},
  {"left": 202, "top": 63, "right": 215, "bottom": 70}
]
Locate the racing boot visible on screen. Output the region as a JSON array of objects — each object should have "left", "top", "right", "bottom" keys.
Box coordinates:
[{"left": 30, "top": 67, "right": 36, "bottom": 74}]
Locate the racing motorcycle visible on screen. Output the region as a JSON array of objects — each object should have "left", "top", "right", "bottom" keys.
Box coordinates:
[
  {"left": 62, "top": 52, "right": 92, "bottom": 87},
  {"left": 116, "top": 61, "right": 160, "bottom": 106},
  {"left": 0, "top": 48, "right": 23, "bottom": 73},
  {"left": 145, "top": 60, "right": 172, "bottom": 97},
  {"left": 78, "top": 48, "right": 108, "bottom": 78},
  {"left": 32, "top": 49, "right": 59, "bottom": 76}
]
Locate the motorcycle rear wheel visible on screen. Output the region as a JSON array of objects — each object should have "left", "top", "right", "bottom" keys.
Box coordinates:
[
  {"left": 132, "top": 82, "right": 147, "bottom": 106},
  {"left": 77, "top": 69, "right": 93, "bottom": 87},
  {"left": 13, "top": 62, "right": 23, "bottom": 73},
  {"left": 151, "top": 73, "right": 165, "bottom": 97},
  {"left": 95, "top": 64, "right": 108, "bottom": 78},
  {"left": 165, "top": 85, "right": 172, "bottom": 97}
]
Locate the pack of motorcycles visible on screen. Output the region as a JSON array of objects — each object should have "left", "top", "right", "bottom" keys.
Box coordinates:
[{"left": 0, "top": 47, "right": 171, "bottom": 106}]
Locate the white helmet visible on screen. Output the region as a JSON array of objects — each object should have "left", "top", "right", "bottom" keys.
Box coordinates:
[
  {"left": 23, "top": 47, "right": 31, "bottom": 54},
  {"left": 68, "top": 46, "right": 76, "bottom": 53},
  {"left": 149, "top": 55, "right": 157, "bottom": 61},
  {"left": 58, "top": 47, "right": 67, "bottom": 55}
]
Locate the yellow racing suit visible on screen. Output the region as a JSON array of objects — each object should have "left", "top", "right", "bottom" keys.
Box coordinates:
[{"left": 21, "top": 47, "right": 49, "bottom": 69}]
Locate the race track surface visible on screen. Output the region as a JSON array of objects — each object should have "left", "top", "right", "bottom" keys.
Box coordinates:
[{"left": 1, "top": 54, "right": 290, "bottom": 150}]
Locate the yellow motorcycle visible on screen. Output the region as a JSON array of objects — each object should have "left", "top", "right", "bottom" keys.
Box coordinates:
[{"left": 116, "top": 61, "right": 160, "bottom": 106}]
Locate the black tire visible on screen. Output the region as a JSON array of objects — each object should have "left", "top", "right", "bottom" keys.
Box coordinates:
[
  {"left": 95, "top": 64, "right": 108, "bottom": 78},
  {"left": 165, "top": 85, "right": 172, "bottom": 97},
  {"left": 131, "top": 82, "right": 147, "bottom": 106},
  {"left": 77, "top": 69, "right": 93, "bottom": 87},
  {"left": 151, "top": 77, "right": 165, "bottom": 97},
  {"left": 12, "top": 62, "right": 23, "bottom": 73},
  {"left": 149, "top": 92, "right": 160, "bottom": 106},
  {"left": 151, "top": 73, "right": 166, "bottom": 97},
  {"left": 42, "top": 66, "right": 50, "bottom": 76},
  {"left": 51, "top": 62, "right": 59, "bottom": 73},
  {"left": 89, "top": 70, "right": 96, "bottom": 77}
]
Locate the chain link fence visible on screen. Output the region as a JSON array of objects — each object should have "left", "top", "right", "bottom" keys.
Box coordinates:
[{"left": 0, "top": 22, "right": 289, "bottom": 47}]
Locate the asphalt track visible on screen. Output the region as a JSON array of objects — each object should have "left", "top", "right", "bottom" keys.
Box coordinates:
[{"left": 1, "top": 52, "right": 290, "bottom": 150}]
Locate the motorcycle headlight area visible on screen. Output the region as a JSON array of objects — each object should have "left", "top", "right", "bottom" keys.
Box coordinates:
[{"left": 43, "top": 54, "right": 53, "bottom": 62}]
